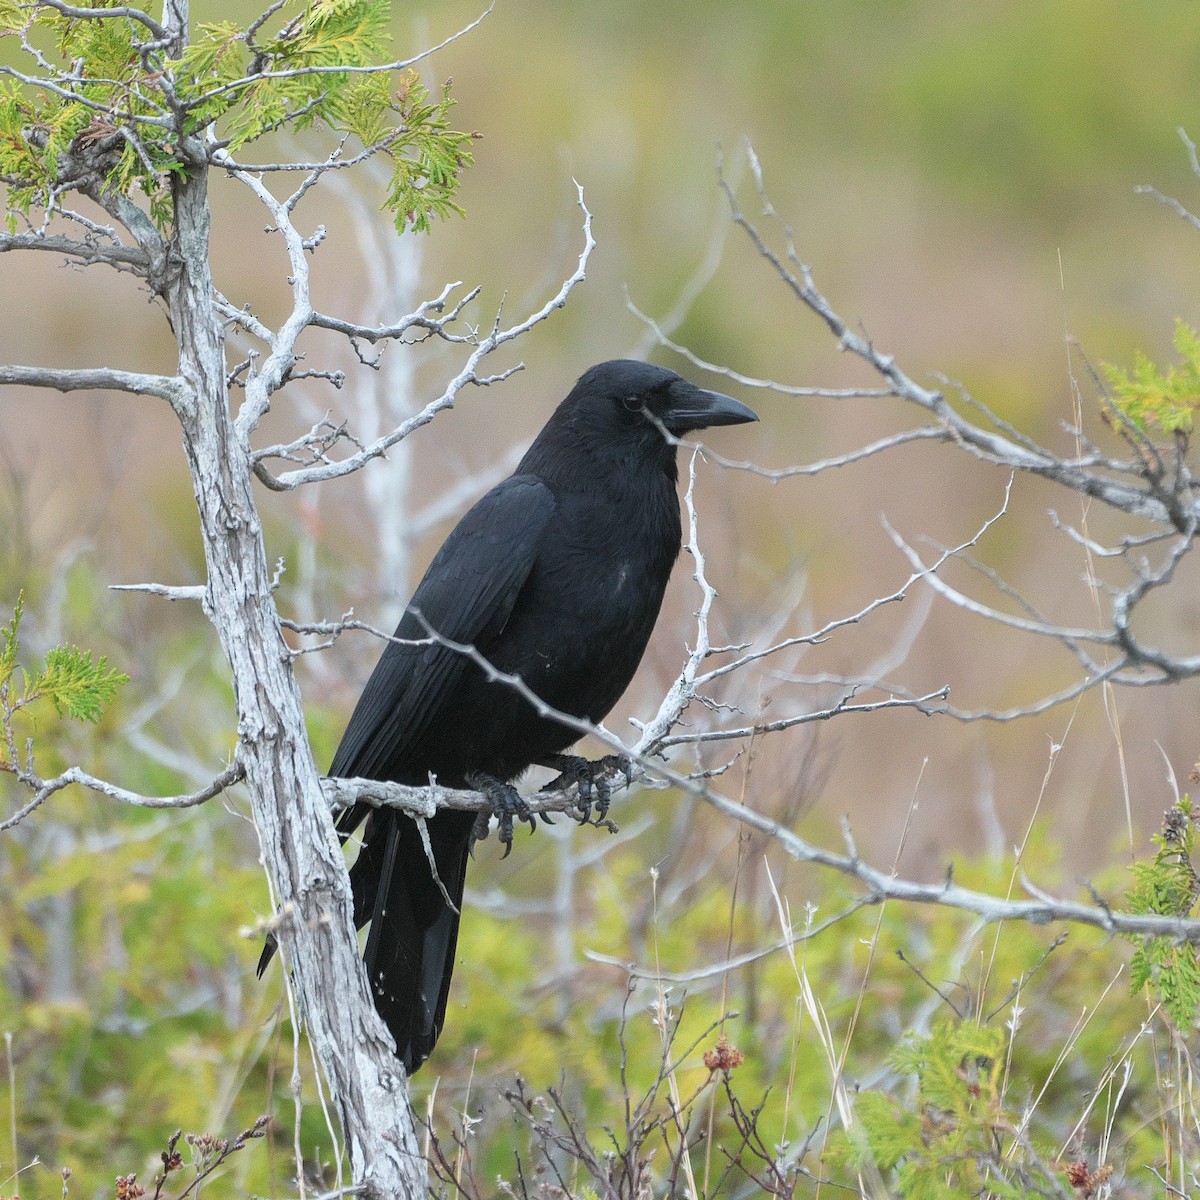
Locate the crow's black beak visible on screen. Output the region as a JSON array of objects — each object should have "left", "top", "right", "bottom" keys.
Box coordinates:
[{"left": 664, "top": 383, "right": 759, "bottom": 435}]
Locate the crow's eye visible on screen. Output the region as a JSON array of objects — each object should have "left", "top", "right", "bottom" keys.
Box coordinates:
[{"left": 621, "top": 394, "right": 644, "bottom": 413}]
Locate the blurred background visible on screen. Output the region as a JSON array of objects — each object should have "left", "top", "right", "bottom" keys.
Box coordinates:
[{"left": 3, "top": 0, "right": 1200, "bottom": 1191}]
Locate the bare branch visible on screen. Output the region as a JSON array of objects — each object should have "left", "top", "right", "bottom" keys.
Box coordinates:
[
  {"left": 324, "top": 756, "right": 1200, "bottom": 946},
  {"left": 0, "top": 231, "right": 150, "bottom": 269},
  {"left": 700, "top": 785, "right": 1200, "bottom": 944},
  {"left": 253, "top": 183, "right": 595, "bottom": 491},
  {"left": 0, "top": 62, "right": 173, "bottom": 127},
  {"left": 699, "top": 425, "right": 950, "bottom": 481},
  {"left": 24, "top": 0, "right": 166, "bottom": 38},
  {"left": 306, "top": 282, "right": 480, "bottom": 348},
  {"left": 585, "top": 898, "right": 874, "bottom": 983},
  {"left": 1136, "top": 184, "right": 1200, "bottom": 233},
  {"left": 721, "top": 140, "right": 1189, "bottom": 528},
  {"left": 1, "top": 760, "right": 244, "bottom": 833},
  {"left": 279, "top": 615, "right": 433, "bottom": 658},
  {"left": 628, "top": 295, "right": 894, "bottom": 399},
  {"left": 655, "top": 689, "right": 952, "bottom": 748},
  {"left": 211, "top": 130, "right": 410, "bottom": 177},
  {"left": 215, "top": 292, "right": 281, "bottom": 354},
  {"left": 884, "top": 514, "right": 1113, "bottom": 648},
  {"left": 214, "top": 147, "right": 318, "bottom": 440},
  {"left": 0, "top": 363, "right": 190, "bottom": 412},
  {"left": 1048, "top": 510, "right": 1176, "bottom": 558},
  {"left": 695, "top": 483, "right": 1013, "bottom": 700},
  {"left": 109, "top": 582, "right": 207, "bottom": 603}
]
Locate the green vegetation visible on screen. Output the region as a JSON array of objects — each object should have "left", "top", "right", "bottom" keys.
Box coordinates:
[
  {"left": 0, "top": 572, "right": 1192, "bottom": 1194},
  {"left": 1105, "top": 320, "right": 1200, "bottom": 435},
  {"left": 0, "top": 0, "right": 473, "bottom": 233},
  {"left": 829, "top": 1021, "right": 1059, "bottom": 1199},
  {"left": 0, "top": 606, "right": 1179, "bottom": 1200},
  {"left": 1, "top": 593, "right": 127, "bottom": 734},
  {"left": 1127, "top": 796, "right": 1200, "bottom": 1029}
]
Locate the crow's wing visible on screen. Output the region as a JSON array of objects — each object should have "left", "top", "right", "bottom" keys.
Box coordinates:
[
  {"left": 330, "top": 473, "right": 556, "bottom": 785},
  {"left": 256, "top": 477, "right": 555, "bottom": 985}
]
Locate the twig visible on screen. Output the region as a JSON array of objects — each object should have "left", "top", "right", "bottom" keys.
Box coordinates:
[
  {"left": 1, "top": 760, "right": 244, "bottom": 832},
  {"left": 252, "top": 183, "right": 595, "bottom": 491}
]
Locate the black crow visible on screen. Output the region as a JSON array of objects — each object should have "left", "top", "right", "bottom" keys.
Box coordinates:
[{"left": 259, "top": 359, "right": 757, "bottom": 1073}]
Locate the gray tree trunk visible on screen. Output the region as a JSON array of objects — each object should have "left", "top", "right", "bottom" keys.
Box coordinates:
[{"left": 165, "top": 149, "right": 425, "bottom": 1200}]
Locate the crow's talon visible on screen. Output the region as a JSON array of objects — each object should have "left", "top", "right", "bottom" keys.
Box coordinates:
[
  {"left": 541, "top": 753, "right": 630, "bottom": 825},
  {"left": 467, "top": 770, "right": 534, "bottom": 857},
  {"left": 470, "top": 810, "right": 491, "bottom": 844}
]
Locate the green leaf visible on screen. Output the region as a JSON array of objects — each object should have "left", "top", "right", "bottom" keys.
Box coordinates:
[
  {"left": 1124, "top": 798, "right": 1200, "bottom": 1028},
  {"left": 28, "top": 644, "right": 128, "bottom": 723},
  {"left": 1129, "top": 945, "right": 1151, "bottom": 992},
  {"left": 328, "top": 72, "right": 392, "bottom": 147},
  {"left": 381, "top": 76, "right": 474, "bottom": 234},
  {"left": 853, "top": 1091, "right": 920, "bottom": 1169},
  {"left": 0, "top": 591, "right": 22, "bottom": 686},
  {"left": 1104, "top": 319, "right": 1200, "bottom": 434},
  {"left": 174, "top": 20, "right": 250, "bottom": 103},
  {"left": 277, "top": 0, "right": 391, "bottom": 70},
  {"left": 831, "top": 1017, "right": 1055, "bottom": 1195},
  {"left": 2, "top": 1, "right": 473, "bottom": 236},
  {"left": 0, "top": 0, "right": 26, "bottom": 36}
]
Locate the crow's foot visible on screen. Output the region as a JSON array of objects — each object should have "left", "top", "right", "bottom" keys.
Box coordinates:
[
  {"left": 466, "top": 770, "right": 534, "bottom": 858},
  {"left": 540, "top": 753, "right": 631, "bottom": 825}
]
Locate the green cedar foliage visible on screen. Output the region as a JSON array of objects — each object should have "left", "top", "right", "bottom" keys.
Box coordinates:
[
  {"left": 828, "top": 1021, "right": 1063, "bottom": 1198},
  {"left": 1104, "top": 319, "right": 1200, "bottom": 435},
  {"left": 1126, "top": 796, "right": 1200, "bottom": 1029},
  {"left": 0, "top": 0, "right": 474, "bottom": 233},
  {"left": 0, "top": 594, "right": 127, "bottom": 737}
]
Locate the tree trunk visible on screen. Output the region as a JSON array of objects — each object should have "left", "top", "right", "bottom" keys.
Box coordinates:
[{"left": 165, "top": 155, "right": 426, "bottom": 1199}]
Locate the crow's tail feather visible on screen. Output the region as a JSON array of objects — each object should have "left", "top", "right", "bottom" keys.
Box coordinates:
[{"left": 355, "top": 808, "right": 475, "bottom": 1074}]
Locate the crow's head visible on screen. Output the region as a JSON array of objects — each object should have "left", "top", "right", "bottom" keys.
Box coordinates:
[
  {"left": 564, "top": 359, "right": 758, "bottom": 439},
  {"left": 519, "top": 360, "right": 757, "bottom": 484}
]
